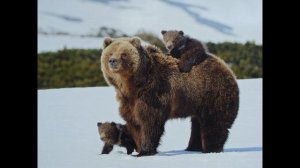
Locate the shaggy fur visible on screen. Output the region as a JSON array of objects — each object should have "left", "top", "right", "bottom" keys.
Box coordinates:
[
  {"left": 100, "top": 37, "right": 239, "bottom": 156},
  {"left": 97, "top": 122, "right": 136, "bottom": 154},
  {"left": 161, "top": 30, "right": 208, "bottom": 72}
]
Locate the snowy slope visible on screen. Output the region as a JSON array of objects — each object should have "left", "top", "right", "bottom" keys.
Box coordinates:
[
  {"left": 38, "top": 0, "right": 262, "bottom": 52},
  {"left": 38, "top": 78, "right": 262, "bottom": 168},
  {"left": 38, "top": 35, "right": 104, "bottom": 52}
]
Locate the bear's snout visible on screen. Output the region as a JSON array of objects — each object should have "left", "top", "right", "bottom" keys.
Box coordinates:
[
  {"left": 166, "top": 42, "right": 173, "bottom": 50},
  {"left": 167, "top": 45, "right": 173, "bottom": 50},
  {"left": 109, "top": 58, "right": 118, "bottom": 69}
]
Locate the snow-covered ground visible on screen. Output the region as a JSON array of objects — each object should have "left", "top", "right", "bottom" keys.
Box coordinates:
[
  {"left": 38, "top": 78, "right": 262, "bottom": 168},
  {"left": 38, "top": 0, "right": 262, "bottom": 53}
]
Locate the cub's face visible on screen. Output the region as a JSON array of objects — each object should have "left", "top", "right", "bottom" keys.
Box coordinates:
[
  {"left": 97, "top": 122, "right": 120, "bottom": 145},
  {"left": 161, "top": 30, "right": 184, "bottom": 51},
  {"left": 101, "top": 37, "right": 141, "bottom": 75}
]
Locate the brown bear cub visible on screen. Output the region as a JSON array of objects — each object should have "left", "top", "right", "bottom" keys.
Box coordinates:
[
  {"left": 161, "top": 30, "right": 209, "bottom": 72},
  {"left": 97, "top": 122, "right": 136, "bottom": 154}
]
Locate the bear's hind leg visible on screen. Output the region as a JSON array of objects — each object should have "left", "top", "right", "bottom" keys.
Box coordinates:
[
  {"left": 186, "top": 117, "right": 202, "bottom": 151},
  {"left": 126, "top": 146, "right": 134, "bottom": 155},
  {"left": 201, "top": 126, "right": 229, "bottom": 153}
]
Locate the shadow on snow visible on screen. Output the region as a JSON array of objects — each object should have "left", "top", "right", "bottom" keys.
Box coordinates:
[{"left": 157, "top": 147, "right": 262, "bottom": 156}]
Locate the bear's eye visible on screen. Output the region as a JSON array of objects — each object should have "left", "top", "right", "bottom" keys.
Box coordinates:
[{"left": 121, "top": 53, "right": 128, "bottom": 59}]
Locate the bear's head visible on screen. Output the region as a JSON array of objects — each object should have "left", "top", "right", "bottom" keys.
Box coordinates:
[
  {"left": 97, "top": 122, "right": 121, "bottom": 145},
  {"left": 101, "top": 37, "right": 142, "bottom": 75},
  {"left": 161, "top": 30, "right": 184, "bottom": 51}
]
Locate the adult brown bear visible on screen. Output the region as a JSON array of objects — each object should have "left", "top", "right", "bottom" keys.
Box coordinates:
[{"left": 100, "top": 37, "right": 239, "bottom": 156}]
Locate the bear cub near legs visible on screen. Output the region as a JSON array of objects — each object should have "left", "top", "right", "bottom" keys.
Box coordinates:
[{"left": 97, "top": 122, "right": 136, "bottom": 154}]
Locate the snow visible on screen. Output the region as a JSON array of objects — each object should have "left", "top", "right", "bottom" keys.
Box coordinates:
[
  {"left": 38, "top": 0, "right": 262, "bottom": 53},
  {"left": 38, "top": 35, "right": 104, "bottom": 52},
  {"left": 38, "top": 78, "right": 262, "bottom": 168}
]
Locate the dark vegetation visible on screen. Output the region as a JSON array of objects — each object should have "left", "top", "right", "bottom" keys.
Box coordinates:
[{"left": 38, "top": 28, "right": 262, "bottom": 89}]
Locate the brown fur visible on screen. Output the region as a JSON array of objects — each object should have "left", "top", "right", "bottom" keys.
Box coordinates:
[
  {"left": 161, "top": 30, "right": 208, "bottom": 72},
  {"left": 97, "top": 122, "right": 136, "bottom": 154},
  {"left": 100, "top": 37, "right": 239, "bottom": 156}
]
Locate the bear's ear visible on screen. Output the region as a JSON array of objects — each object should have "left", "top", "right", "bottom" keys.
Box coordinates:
[
  {"left": 111, "top": 122, "right": 116, "bottom": 126},
  {"left": 129, "top": 37, "right": 141, "bottom": 48},
  {"left": 103, "top": 37, "right": 113, "bottom": 48},
  {"left": 97, "top": 122, "right": 102, "bottom": 127},
  {"left": 116, "top": 124, "right": 123, "bottom": 131},
  {"left": 161, "top": 30, "right": 167, "bottom": 35},
  {"left": 179, "top": 30, "right": 184, "bottom": 36}
]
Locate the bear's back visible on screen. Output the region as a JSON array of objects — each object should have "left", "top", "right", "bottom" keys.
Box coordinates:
[{"left": 168, "top": 54, "right": 238, "bottom": 110}]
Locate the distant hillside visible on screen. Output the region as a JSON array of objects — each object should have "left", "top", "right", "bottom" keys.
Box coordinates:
[{"left": 38, "top": 0, "right": 262, "bottom": 52}]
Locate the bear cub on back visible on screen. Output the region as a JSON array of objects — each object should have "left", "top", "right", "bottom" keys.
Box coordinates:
[
  {"left": 161, "top": 30, "right": 208, "bottom": 72},
  {"left": 97, "top": 122, "right": 136, "bottom": 154}
]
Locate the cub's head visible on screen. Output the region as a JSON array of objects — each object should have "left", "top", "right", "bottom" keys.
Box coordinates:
[
  {"left": 161, "top": 30, "right": 184, "bottom": 51},
  {"left": 97, "top": 122, "right": 122, "bottom": 145},
  {"left": 101, "top": 37, "right": 142, "bottom": 75}
]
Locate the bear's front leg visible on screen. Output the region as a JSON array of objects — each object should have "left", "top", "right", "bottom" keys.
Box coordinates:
[
  {"left": 136, "top": 124, "right": 163, "bottom": 157},
  {"left": 136, "top": 102, "right": 167, "bottom": 157},
  {"left": 101, "top": 143, "right": 113, "bottom": 154},
  {"left": 126, "top": 123, "right": 142, "bottom": 153}
]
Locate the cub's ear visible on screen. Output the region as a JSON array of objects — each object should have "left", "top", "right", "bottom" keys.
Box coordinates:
[
  {"left": 116, "top": 124, "right": 123, "bottom": 131},
  {"left": 129, "top": 37, "right": 141, "bottom": 48},
  {"left": 179, "top": 30, "right": 184, "bottom": 36},
  {"left": 97, "top": 122, "right": 102, "bottom": 127},
  {"left": 161, "top": 30, "right": 167, "bottom": 35},
  {"left": 103, "top": 37, "right": 113, "bottom": 48},
  {"left": 111, "top": 122, "right": 116, "bottom": 126}
]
